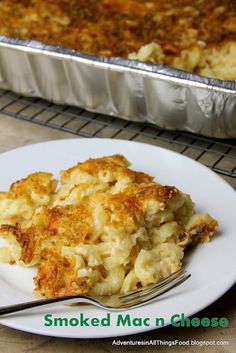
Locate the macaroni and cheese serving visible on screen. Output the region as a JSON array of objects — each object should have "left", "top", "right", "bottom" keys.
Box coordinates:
[
  {"left": 0, "top": 155, "right": 217, "bottom": 298},
  {"left": 0, "top": 1, "right": 235, "bottom": 80}
]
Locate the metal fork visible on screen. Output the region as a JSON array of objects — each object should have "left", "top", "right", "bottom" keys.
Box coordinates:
[{"left": 0, "top": 269, "right": 190, "bottom": 316}]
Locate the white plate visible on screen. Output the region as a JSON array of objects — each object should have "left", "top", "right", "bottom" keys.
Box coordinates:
[{"left": 0, "top": 138, "right": 235, "bottom": 338}]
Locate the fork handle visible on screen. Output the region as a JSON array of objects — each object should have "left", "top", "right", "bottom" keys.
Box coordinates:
[{"left": 0, "top": 296, "right": 92, "bottom": 316}]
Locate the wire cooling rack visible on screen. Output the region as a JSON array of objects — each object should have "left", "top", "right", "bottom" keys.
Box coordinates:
[{"left": 0, "top": 89, "right": 236, "bottom": 188}]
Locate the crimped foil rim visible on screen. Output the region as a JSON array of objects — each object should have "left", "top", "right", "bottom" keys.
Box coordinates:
[{"left": 0, "top": 35, "right": 236, "bottom": 94}]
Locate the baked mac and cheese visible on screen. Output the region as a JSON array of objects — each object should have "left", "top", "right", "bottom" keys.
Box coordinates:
[
  {"left": 0, "top": 1, "right": 235, "bottom": 80},
  {"left": 0, "top": 155, "right": 217, "bottom": 298}
]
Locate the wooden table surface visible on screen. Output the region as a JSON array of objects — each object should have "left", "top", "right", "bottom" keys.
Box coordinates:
[{"left": 0, "top": 114, "right": 235, "bottom": 353}]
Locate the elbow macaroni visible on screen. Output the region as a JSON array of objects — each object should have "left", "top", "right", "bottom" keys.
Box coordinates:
[{"left": 0, "top": 155, "right": 218, "bottom": 298}]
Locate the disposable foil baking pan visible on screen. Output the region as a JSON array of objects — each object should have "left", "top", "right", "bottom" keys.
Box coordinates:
[{"left": 0, "top": 36, "right": 235, "bottom": 138}]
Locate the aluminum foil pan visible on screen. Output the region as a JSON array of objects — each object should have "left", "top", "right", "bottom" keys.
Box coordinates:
[{"left": 0, "top": 35, "right": 236, "bottom": 138}]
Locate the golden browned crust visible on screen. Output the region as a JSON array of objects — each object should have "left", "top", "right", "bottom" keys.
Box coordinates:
[
  {"left": 60, "top": 154, "right": 153, "bottom": 185},
  {"left": 0, "top": 172, "right": 57, "bottom": 226},
  {"left": 9, "top": 172, "right": 57, "bottom": 198},
  {"left": 0, "top": 0, "right": 234, "bottom": 58},
  {"left": 0, "top": 1, "right": 235, "bottom": 79},
  {"left": 0, "top": 203, "right": 94, "bottom": 265},
  {"left": 0, "top": 183, "right": 179, "bottom": 265},
  {"left": 0, "top": 224, "right": 36, "bottom": 264},
  {"left": 35, "top": 249, "right": 91, "bottom": 298},
  {"left": 0, "top": 155, "right": 218, "bottom": 298},
  {"left": 124, "top": 183, "right": 179, "bottom": 204}
]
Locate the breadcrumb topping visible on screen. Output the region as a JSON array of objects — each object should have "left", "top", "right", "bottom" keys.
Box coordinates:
[
  {"left": 0, "top": 0, "right": 235, "bottom": 79},
  {"left": 0, "top": 155, "right": 218, "bottom": 298}
]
